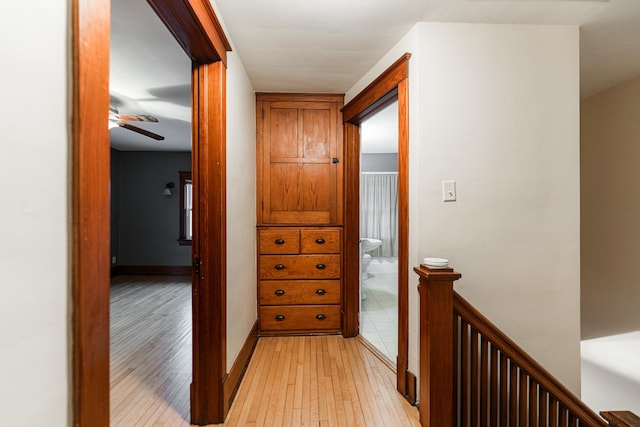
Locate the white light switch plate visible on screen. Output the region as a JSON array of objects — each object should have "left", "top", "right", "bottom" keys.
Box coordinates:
[{"left": 442, "top": 180, "right": 456, "bottom": 202}]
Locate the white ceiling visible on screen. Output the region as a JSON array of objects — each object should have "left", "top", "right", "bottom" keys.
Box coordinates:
[
  {"left": 110, "top": 0, "right": 191, "bottom": 151},
  {"left": 110, "top": 0, "right": 640, "bottom": 151}
]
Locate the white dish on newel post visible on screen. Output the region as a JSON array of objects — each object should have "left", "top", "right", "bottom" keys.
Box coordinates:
[{"left": 423, "top": 257, "right": 449, "bottom": 268}]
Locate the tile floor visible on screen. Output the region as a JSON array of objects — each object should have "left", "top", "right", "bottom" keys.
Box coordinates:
[{"left": 360, "top": 256, "right": 398, "bottom": 362}]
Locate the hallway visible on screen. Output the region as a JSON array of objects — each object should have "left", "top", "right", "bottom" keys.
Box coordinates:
[{"left": 110, "top": 276, "right": 419, "bottom": 426}]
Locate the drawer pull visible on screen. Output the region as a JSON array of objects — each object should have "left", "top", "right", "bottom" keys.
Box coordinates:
[
  {"left": 274, "top": 239, "right": 285, "bottom": 245},
  {"left": 275, "top": 314, "right": 286, "bottom": 321},
  {"left": 274, "top": 289, "right": 285, "bottom": 296},
  {"left": 315, "top": 289, "right": 326, "bottom": 296},
  {"left": 275, "top": 264, "right": 285, "bottom": 270},
  {"left": 316, "top": 314, "right": 326, "bottom": 321},
  {"left": 315, "top": 238, "right": 325, "bottom": 244},
  {"left": 316, "top": 263, "right": 326, "bottom": 270}
]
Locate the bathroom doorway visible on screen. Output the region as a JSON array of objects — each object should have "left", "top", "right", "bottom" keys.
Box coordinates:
[
  {"left": 342, "top": 53, "right": 411, "bottom": 400},
  {"left": 359, "top": 101, "right": 399, "bottom": 363}
]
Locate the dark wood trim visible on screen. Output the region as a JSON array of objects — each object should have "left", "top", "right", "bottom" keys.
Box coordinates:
[
  {"left": 342, "top": 122, "right": 360, "bottom": 338},
  {"left": 72, "top": 0, "right": 111, "bottom": 425},
  {"left": 222, "top": 321, "right": 259, "bottom": 414},
  {"left": 341, "top": 53, "right": 412, "bottom": 400},
  {"left": 415, "top": 265, "right": 462, "bottom": 427},
  {"left": 342, "top": 53, "right": 411, "bottom": 123},
  {"left": 190, "top": 60, "right": 228, "bottom": 425},
  {"left": 396, "top": 77, "right": 410, "bottom": 399},
  {"left": 406, "top": 369, "right": 417, "bottom": 405},
  {"left": 146, "top": 0, "right": 232, "bottom": 66},
  {"left": 74, "top": 0, "right": 231, "bottom": 425},
  {"left": 358, "top": 335, "right": 396, "bottom": 372},
  {"left": 255, "top": 92, "right": 345, "bottom": 103},
  {"left": 601, "top": 411, "right": 640, "bottom": 427},
  {"left": 111, "top": 265, "right": 192, "bottom": 276}
]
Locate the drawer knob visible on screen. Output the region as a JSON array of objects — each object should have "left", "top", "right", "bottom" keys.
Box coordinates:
[
  {"left": 315, "top": 289, "right": 326, "bottom": 296},
  {"left": 275, "top": 264, "right": 285, "bottom": 270},
  {"left": 316, "top": 263, "right": 326, "bottom": 270},
  {"left": 275, "top": 314, "right": 286, "bottom": 321},
  {"left": 316, "top": 314, "right": 326, "bottom": 321},
  {"left": 274, "top": 239, "right": 285, "bottom": 245},
  {"left": 275, "top": 289, "right": 285, "bottom": 296},
  {"left": 315, "top": 238, "right": 325, "bottom": 244}
]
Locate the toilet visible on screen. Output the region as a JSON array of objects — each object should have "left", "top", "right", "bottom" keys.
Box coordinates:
[
  {"left": 361, "top": 253, "right": 373, "bottom": 279},
  {"left": 360, "top": 238, "right": 382, "bottom": 280}
]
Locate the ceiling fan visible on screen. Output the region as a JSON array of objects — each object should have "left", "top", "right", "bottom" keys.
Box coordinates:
[{"left": 108, "top": 105, "right": 165, "bottom": 141}]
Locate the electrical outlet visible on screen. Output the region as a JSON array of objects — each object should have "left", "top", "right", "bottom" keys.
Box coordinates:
[
  {"left": 442, "top": 180, "right": 456, "bottom": 202},
  {"left": 111, "top": 256, "right": 117, "bottom": 265}
]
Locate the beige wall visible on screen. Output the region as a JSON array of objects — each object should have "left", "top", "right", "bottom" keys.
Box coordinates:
[
  {"left": 581, "top": 74, "right": 640, "bottom": 340},
  {"left": 348, "top": 22, "right": 582, "bottom": 395},
  {"left": 0, "top": 1, "right": 70, "bottom": 426},
  {"left": 225, "top": 50, "right": 258, "bottom": 369}
]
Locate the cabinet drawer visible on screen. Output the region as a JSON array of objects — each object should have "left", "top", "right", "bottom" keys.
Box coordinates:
[
  {"left": 260, "top": 305, "right": 341, "bottom": 331},
  {"left": 300, "top": 229, "right": 341, "bottom": 254},
  {"left": 259, "top": 229, "right": 300, "bottom": 254},
  {"left": 260, "top": 255, "right": 340, "bottom": 279},
  {"left": 260, "top": 280, "right": 340, "bottom": 305}
]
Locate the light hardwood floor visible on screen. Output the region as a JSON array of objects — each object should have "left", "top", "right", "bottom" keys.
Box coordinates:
[{"left": 110, "top": 276, "right": 420, "bottom": 426}]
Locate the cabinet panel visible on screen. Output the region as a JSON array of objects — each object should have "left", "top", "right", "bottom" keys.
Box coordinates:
[
  {"left": 259, "top": 254, "right": 340, "bottom": 280},
  {"left": 299, "top": 164, "right": 331, "bottom": 213},
  {"left": 269, "top": 108, "right": 299, "bottom": 158},
  {"left": 260, "top": 305, "right": 341, "bottom": 332},
  {"left": 260, "top": 280, "right": 340, "bottom": 305},
  {"left": 302, "top": 108, "right": 331, "bottom": 158},
  {"left": 257, "top": 94, "right": 343, "bottom": 225}
]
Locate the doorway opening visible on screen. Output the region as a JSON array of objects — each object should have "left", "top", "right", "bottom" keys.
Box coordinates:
[
  {"left": 108, "top": 0, "right": 194, "bottom": 420},
  {"left": 72, "top": 0, "right": 231, "bottom": 425},
  {"left": 342, "top": 53, "right": 413, "bottom": 400},
  {"left": 359, "top": 101, "right": 399, "bottom": 363}
]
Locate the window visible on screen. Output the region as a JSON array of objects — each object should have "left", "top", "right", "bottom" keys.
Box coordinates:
[{"left": 178, "top": 171, "right": 192, "bottom": 245}]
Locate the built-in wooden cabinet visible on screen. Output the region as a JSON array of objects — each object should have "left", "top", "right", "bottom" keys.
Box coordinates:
[
  {"left": 256, "top": 93, "right": 343, "bottom": 225},
  {"left": 258, "top": 227, "right": 342, "bottom": 334},
  {"left": 256, "top": 93, "right": 344, "bottom": 335}
]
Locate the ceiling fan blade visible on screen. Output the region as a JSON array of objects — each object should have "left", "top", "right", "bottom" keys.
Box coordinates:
[
  {"left": 116, "top": 113, "right": 159, "bottom": 122},
  {"left": 109, "top": 105, "right": 159, "bottom": 122},
  {"left": 117, "top": 122, "right": 165, "bottom": 141}
]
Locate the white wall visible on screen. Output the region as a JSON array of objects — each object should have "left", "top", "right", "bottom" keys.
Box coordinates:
[
  {"left": 211, "top": 2, "right": 258, "bottom": 374},
  {"left": 0, "top": 1, "right": 69, "bottom": 426},
  {"left": 348, "top": 22, "right": 582, "bottom": 395},
  {"left": 225, "top": 50, "right": 258, "bottom": 370},
  {"left": 581, "top": 74, "right": 640, "bottom": 340}
]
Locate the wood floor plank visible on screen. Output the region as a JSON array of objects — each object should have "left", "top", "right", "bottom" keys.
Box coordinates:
[{"left": 110, "top": 276, "right": 420, "bottom": 426}]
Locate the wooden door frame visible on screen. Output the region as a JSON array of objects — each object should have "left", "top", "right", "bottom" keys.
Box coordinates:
[
  {"left": 341, "top": 53, "right": 414, "bottom": 401},
  {"left": 72, "top": 0, "right": 231, "bottom": 425}
]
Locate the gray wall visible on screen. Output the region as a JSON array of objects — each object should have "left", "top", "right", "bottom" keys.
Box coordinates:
[
  {"left": 111, "top": 150, "right": 192, "bottom": 266},
  {"left": 361, "top": 153, "right": 398, "bottom": 172}
]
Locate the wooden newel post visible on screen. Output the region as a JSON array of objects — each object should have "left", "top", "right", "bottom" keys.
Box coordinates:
[{"left": 414, "top": 263, "right": 462, "bottom": 427}]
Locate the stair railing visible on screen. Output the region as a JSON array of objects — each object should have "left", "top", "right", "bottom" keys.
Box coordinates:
[{"left": 414, "top": 264, "right": 638, "bottom": 427}]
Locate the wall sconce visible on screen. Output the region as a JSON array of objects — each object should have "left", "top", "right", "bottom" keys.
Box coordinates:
[{"left": 164, "top": 182, "right": 175, "bottom": 196}]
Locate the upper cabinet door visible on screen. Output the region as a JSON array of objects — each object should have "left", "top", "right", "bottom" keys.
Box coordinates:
[{"left": 257, "top": 94, "right": 343, "bottom": 225}]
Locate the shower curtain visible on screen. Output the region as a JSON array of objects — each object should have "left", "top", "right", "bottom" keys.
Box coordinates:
[{"left": 360, "top": 172, "right": 398, "bottom": 257}]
